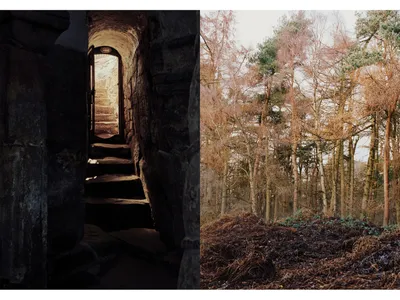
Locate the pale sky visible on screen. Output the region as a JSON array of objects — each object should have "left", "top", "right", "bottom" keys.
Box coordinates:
[
  {"left": 233, "top": 10, "right": 370, "bottom": 162},
  {"left": 235, "top": 10, "right": 358, "bottom": 49}
]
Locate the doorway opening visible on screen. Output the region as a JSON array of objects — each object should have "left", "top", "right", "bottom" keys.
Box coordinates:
[{"left": 88, "top": 46, "right": 123, "bottom": 142}]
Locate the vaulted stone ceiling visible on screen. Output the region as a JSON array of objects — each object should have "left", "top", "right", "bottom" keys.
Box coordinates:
[{"left": 88, "top": 11, "right": 147, "bottom": 67}]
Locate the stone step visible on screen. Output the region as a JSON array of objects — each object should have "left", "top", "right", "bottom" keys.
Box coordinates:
[
  {"left": 95, "top": 105, "right": 114, "bottom": 115},
  {"left": 96, "top": 113, "right": 117, "bottom": 122},
  {"left": 96, "top": 88, "right": 108, "bottom": 92},
  {"left": 96, "top": 101, "right": 112, "bottom": 107},
  {"left": 84, "top": 174, "right": 144, "bottom": 199},
  {"left": 94, "top": 122, "right": 119, "bottom": 135},
  {"left": 95, "top": 128, "right": 119, "bottom": 135},
  {"left": 96, "top": 98, "right": 112, "bottom": 105},
  {"left": 87, "top": 157, "right": 134, "bottom": 177},
  {"left": 96, "top": 121, "right": 119, "bottom": 126},
  {"left": 95, "top": 89, "right": 108, "bottom": 97},
  {"left": 85, "top": 198, "right": 153, "bottom": 231},
  {"left": 90, "top": 143, "right": 130, "bottom": 159}
]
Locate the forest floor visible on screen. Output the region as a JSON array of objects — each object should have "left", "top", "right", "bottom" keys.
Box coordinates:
[{"left": 201, "top": 212, "right": 400, "bottom": 289}]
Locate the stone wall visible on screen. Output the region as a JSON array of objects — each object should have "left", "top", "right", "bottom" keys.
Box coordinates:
[{"left": 130, "top": 11, "right": 198, "bottom": 252}]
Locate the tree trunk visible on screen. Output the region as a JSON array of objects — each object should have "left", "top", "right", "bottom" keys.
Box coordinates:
[
  {"left": 249, "top": 166, "right": 257, "bottom": 215},
  {"left": 221, "top": 159, "right": 228, "bottom": 215},
  {"left": 316, "top": 140, "right": 327, "bottom": 215},
  {"left": 292, "top": 142, "right": 299, "bottom": 214},
  {"left": 273, "top": 195, "right": 279, "bottom": 221},
  {"left": 338, "top": 82, "right": 345, "bottom": 218},
  {"left": 393, "top": 113, "right": 400, "bottom": 225},
  {"left": 299, "top": 164, "right": 303, "bottom": 210},
  {"left": 383, "top": 110, "right": 392, "bottom": 226},
  {"left": 330, "top": 142, "right": 339, "bottom": 216},
  {"left": 348, "top": 137, "right": 357, "bottom": 217},
  {"left": 289, "top": 67, "right": 299, "bottom": 216},
  {"left": 361, "top": 117, "right": 376, "bottom": 220},
  {"left": 305, "top": 165, "right": 310, "bottom": 208},
  {"left": 265, "top": 136, "right": 271, "bottom": 222},
  {"left": 246, "top": 141, "right": 258, "bottom": 215},
  {"left": 310, "top": 162, "right": 317, "bottom": 211},
  {"left": 340, "top": 140, "right": 346, "bottom": 218}
]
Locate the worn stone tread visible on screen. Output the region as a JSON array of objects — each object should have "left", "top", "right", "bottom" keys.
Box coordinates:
[
  {"left": 85, "top": 174, "right": 139, "bottom": 184},
  {"left": 85, "top": 197, "right": 148, "bottom": 205},
  {"left": 88, "top": 157, "right": 132, "bottom": 165},
  {"left": 92, "top": 143, "right": 130, "bottom": 149}
]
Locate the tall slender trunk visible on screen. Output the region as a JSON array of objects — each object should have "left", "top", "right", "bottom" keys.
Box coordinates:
[
  {"left": 340, "top": 140, "right": 346, "bottom": 218},
  {"left": 348, "top": 137, "right": 357, "bottom": 217},
  {"left": 330, "top": 142, "right": 339, "bottom": 215},
  {"left": 316, "top": 141, "right": 327, "bottom": 215},
  {"left": 370, "top": 124, "right": 379, "bottom": 214},
  {"left": 361, "top": 116, "right": 376, "bottom": 219},
  {"left": 220, "top": 159, "right": 228, "bottom": 215},
  {"left": 289, "top": 68, "right": 299, "bottom": 215},
  {"left": 338, "top": 83, "right": 345, "bottom": 218},
  {"left": 299, "top": 165, "right": 303, "bottom": 209},
  {"left": 305, "top": 165, "right": 309, "bottom": 208},
  {"left": 392, "top": 113, "right": 400, "bottom": 225},
  {"left": 292, "top": 143, "right": 299, "bottom": 214},
  {"left": 273, "top": 195, "right": 279, "bottom": 221},
  {"left": 265, "top": 136, "right": 271, "bottom": 222},
  {"left": 263, "top": 80, "right": 272, "bottom": 222},
  {"left": 383, "top": 110, "right": 392, "bottom": 226},
  {"left": 248, "top": 159, "right": 257, "bottom": 215}
]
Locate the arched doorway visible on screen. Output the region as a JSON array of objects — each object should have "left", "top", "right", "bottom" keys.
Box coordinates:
[{"left": 88, "top": 45, "right": 123, "bottom": 142}]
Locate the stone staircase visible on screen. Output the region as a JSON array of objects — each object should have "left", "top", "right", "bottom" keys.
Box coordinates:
[
  {"left": 47, "top": 141, "right": 178, "bottom": 288},
  {"left": 85, "top": 141, "right": 153, "bottom": 231},
  {"left": 94, "top": 88, "right": 119, "bottom": 136}
]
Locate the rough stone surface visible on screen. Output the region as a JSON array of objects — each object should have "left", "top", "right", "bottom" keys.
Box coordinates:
[
  {"left": 130, "top": 12, "right": 199, "bottom": 287},
  {"left": 0, "top": 46, "right": 48, "bottom": 287},
  {"left": 0, "top": 11, "right": 88, "bottom": 287},
  {"left": 178, "top": 31, "right": 200, "bottom": 289}
]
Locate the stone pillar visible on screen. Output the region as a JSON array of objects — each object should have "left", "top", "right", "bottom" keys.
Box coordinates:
[
  {"left": 0, "top": 11, "right": 69, "bottom": 287},
  {"left": 46, "top": 11, "right": 88, "bottom": 256}
]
